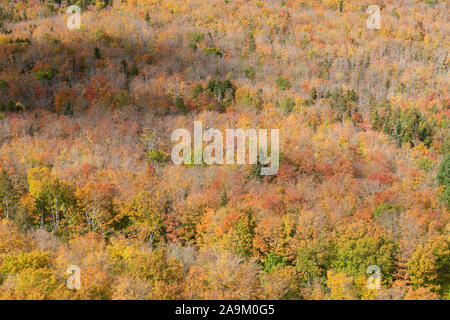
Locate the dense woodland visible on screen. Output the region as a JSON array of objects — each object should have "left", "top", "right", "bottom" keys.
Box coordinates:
[{"left": 0, "top": 0, "right": 448, "bottom": 299}]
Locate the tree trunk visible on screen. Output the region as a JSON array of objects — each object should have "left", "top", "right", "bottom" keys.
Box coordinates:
[
  {"left": 40, "top": 209, "right": 44, "bottom": 229},
  {"left": 5, "top": 197, "right": 9, "bottom": 219}
]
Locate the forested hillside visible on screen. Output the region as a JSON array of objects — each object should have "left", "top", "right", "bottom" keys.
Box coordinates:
[{"left": 0, "top": 0, "right": 448, "bottom": 300}]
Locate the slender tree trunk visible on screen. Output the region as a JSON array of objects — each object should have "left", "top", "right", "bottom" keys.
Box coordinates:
[
  {"left": 52, "top": 199, "right": 59, "bottom": 233},
  {"left": 5, "top": 197, "right": 9, "bottom": 219},
  {"left": 85, "top": 205, "right": 91, "bottom": 232},
  {"left": 40, "top": 209, "right": 44, "bottom": 229},
  {"left": 92, "top": 206, "right": 97, "bottom": 232}
]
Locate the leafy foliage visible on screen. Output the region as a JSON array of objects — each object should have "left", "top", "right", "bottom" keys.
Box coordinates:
[{"left": 0, "top": 0, "right": 447, "bottom": 300}]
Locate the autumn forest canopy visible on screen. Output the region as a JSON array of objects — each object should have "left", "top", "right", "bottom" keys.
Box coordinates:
[{"left": 0, "top": 0, "right": 448, "bottom": 300}]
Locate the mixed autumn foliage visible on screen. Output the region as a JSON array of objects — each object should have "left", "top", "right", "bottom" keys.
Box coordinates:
[{"left": 0, "top": 0, "right": 448, "bottom": 299}]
